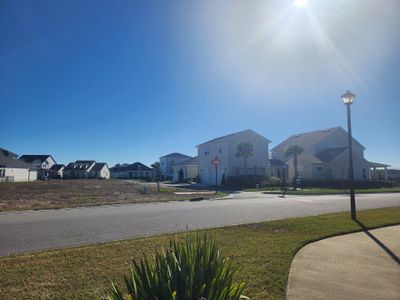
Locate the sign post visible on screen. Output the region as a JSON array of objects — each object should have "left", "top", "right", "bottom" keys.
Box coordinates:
[{"left": 211, "top": 156, "right": 221, "bottom": 194}]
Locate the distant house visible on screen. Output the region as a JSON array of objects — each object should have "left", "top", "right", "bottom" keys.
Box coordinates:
[
  {"left": 197, "top": 129, "right": 271, "bottom": 186},
  {"left": 50, "top": 164, "right": 65, "bottom": 179},
  {"left": 0, "top": 148, "right": 37, "bottom": 182},
  {"left": 110, "top": 162, "right": 153, "bottom": 179},
  {"left": 271, "top": 127, "right": 385, "bottom": 181},
  {"left": 172, "top": 156, "right": 198, "bottom": 183},
  {"left": 63, "top": 160, "right": 96, "bottom": 179},
  {"left": 88, "top": 163, "right": 110, "bottom": 179},
  {"left": 159, "top": 153, "right": 192, "bottom": 180},
  {"left": 19, "top": 154, "right": 56, "bottom": 179}
]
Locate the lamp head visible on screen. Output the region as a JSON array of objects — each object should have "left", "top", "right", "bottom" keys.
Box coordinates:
[{"left": 341, "top": 90, "right": 356, "bottom": 105}]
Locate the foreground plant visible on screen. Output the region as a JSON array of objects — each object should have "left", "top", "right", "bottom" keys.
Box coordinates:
[{"left": 106, "top": 234, "right": 247, "bottom": 300}]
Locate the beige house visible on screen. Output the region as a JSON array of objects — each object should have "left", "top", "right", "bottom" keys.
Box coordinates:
[
  {"left": 88, "top": 163, "right": 110, "bottom": 179},
  {"left": 197, "top": 129, "right": 271, "bottom": 186},
  {"left": 172, "top": 156, "right": 198, "bottom": 183},
  {"left": 271, "top": 127, "right": 378, "bottom": 181},
  {"left": 0, "top": 148, "right": 37, "bottom": 182}
]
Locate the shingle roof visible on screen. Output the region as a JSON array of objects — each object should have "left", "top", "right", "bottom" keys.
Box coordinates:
[
  {"left": 50, "top": 164, "right": 65, "bottom": 171},
  {"left": 315, "top": 147, "right": 348, "bottom": 162},
  {"left": 64, "top": 161, "right": 95, "bottom": 171},
  {"left": 159, "top": 153, "right": 192, "bottom": 159},
  {"left": 0, "top": 147, "right": 18, "bottom": 159},
  {"left": 196, "top": 129, "right": 271, "bottom": 147},
  {"left": 110, "top": 162, "right": 152, "bottom": 172},
  {"left": 90, "top": 163, "right": 108, "bottom": 172},
  {"left": 173, "top": 156, "right": 198, "bottom": 167},
  {"left": 19, "top": 155, "right": 53, "bottom": 164},
  {"left": 0, "top": 149, "right": 34, "bottom": 169},
  {"left": 271, "top": 127, "right": 365, "bottom": 152}
]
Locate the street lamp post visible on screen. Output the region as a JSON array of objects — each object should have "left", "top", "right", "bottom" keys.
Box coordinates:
[{"left": 341, "top": 90, "right": 357, "bottom": 220}]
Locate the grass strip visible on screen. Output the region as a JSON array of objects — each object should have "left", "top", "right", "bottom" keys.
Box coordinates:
[
  {"left": 0, "top": 206, "right": 399, "bottom": 299},
  {"left": 244, "top": 187, "right": 400, "bottom": 195}
]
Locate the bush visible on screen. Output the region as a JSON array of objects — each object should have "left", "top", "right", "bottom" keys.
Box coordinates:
[{"left": 105, "top": 235, "right": 247, "bottom": 300}]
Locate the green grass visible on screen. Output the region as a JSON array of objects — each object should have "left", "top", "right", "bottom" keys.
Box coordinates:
[
  {"left": 1, "top": 206, "right": 399, "bottom": 299},
  {"left": 244, "top": 186, "right": 400, "bottom": 195}
]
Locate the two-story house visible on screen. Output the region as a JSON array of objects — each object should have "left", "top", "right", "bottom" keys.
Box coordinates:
[
  {"left": 271, "top": 127, "right": 376, "bottom": 181},
  {"left": 196, "top": 129, "right": 271, "bottom": 186},
  {"left": 19, "top": 154, "right": 56, "bottom": 179},
  {"left": 171, "top": 156, "right": 198, "bottom": 183},
  {"left": 159, "top": 153, "right": 192, "bottom": 180}
]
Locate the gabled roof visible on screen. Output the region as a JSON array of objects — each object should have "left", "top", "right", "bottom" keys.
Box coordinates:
[
  {"left": 271, "top": 127, "right": 365, "bottom": 152},
  {"left": 0, "top": 147, "right": 18, "bottom": 159},
  {"left": 0, "top": 148, "right": 34, "bottom": 169},
  {"left": 159, "top": 153, "right": 192, "bottom": 159},
  {"left": 126, "top": 162, "right": 152, "bottom": 171},
  {"left": 173, "top": 156, "right": 198, "bottom": 167},
  {"left": 196, "top": 129, "right": 271, "bottom": 147},
  {"left": 110, "top": 162, "right": 152, "bottom": 172},
  {"left": 64, "top": 160, "right": 95, "bottom": 171},
  {"left": 19, "top": 155, "right": 54, "bottom": 164},
  {"left": 369, "top": 161, "right": 390, "bottom": 168},
  {"left": 90, "top": 163, "right": 109, "bottom": 172},
  {"left": 315, "top": 147, "right": 348, "bottom": 163},
  {"left": 50, "top": 164, "right": 65, "bottom": 171}
]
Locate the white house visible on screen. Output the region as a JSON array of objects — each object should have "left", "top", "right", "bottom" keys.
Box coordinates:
[
  {"left": 19, "top": 154, "right": 56, "bottom": 179},
  {"left": 172, "top": 156, "right": 198, "bottom": 183},
  {"left": 159, "top": 153, "right": 192, "bottom": 180},
  {"left": 271, "top": 127, "right": 378, "bottom": 181},
  {"left": 0, "top": 148, "right": 37, "bottom": 182},
  {"left": 88, "top": 163, "right": 110, "bottom": 179},
  {"left": 197, "top": 129, "right": 271, "bottom": 186}
]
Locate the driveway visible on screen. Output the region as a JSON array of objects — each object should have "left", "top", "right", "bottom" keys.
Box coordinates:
[{"left": 0, "top": 192, "right": 399, "bottom": 256}]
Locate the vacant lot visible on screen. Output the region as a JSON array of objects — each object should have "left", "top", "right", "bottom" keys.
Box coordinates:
[
  {"left": 0, "top": 206, "right": 399, "bottom": 299},
  {"left": 0, "top": 179, "right": 221, "bottom": 211}
]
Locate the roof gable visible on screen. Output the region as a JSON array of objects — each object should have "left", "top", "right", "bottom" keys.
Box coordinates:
[
  {"left": 272, "top": 127, "right": 365, "bottom": 152},
  {"left": 173, "top": 156, "right": 198, "bottom": 167},
  {"left": 196, "top": 129, "right": 271, "bottom": 147},
  {"left": 159, "top": 153, "right": 192, "bottom": 159}
]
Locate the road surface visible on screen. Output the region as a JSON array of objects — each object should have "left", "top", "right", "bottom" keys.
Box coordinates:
[{"left": 0, "top": 192, "right": 399, "bottom": 256}]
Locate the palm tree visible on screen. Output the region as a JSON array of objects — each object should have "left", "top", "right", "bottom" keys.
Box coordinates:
[
  {"left": 284, "top": 144, "right": 304, "bottom": 182},
  {"left": 151, "top": 162, "right": 161, "bottom": 192},
  {"left": 236, "top": 141, "right": 254, "bottom": 183}
]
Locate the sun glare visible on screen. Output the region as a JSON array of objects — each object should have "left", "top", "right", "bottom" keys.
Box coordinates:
[{"left": 294, "top": 0, "right": 309, "bottom": 8}]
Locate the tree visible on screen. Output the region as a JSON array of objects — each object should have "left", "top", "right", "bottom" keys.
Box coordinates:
[
  {"left": 151, "top": 162, "right": 161, "bottom": 192},
  {"left": 236, "top": 141, "right": 254, "bottom": 183},
  {"left": 284, "top": 144, "right": 304, "bottom": 182}
]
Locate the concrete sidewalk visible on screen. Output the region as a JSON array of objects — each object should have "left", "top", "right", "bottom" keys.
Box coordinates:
[{"left": 287, "top": 225, "right": 400, "bottom": 300}]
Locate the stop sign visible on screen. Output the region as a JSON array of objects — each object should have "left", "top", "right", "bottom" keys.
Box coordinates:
[{"left": 212, "top": 157, "right": 221, "bottom": 167}]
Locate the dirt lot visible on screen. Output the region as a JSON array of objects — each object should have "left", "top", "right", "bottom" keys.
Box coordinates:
[{"left": 0, "top": 179, "right": 220, "bottom": 211}]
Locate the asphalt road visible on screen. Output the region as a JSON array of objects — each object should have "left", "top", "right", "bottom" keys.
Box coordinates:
[{"left": 1, "top": 192, "right": 399, "bottom": 256}]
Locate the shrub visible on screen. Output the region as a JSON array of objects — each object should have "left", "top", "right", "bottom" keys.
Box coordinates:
[{"left": 105, "top": 235, "right": 247, "bottom": 300}]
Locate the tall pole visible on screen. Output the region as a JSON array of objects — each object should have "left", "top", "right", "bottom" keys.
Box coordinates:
[
  {"left": 215, "top": 165, "right": 218, "bottom": 194},
  {"left": 346, "top": 104, "right": 356, "bottom": 220}
]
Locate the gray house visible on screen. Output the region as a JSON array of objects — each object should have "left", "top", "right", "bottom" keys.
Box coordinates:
[
  {"left": 0, "top": 148, "right": 37, "bottom": 182},
  {"left": 19, "top": 154, "right": 56, "bottom": 179}
]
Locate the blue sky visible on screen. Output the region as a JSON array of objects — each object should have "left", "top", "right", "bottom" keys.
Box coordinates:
[{"left": 1, "top": 0, "right": 399, "bottom": 168}]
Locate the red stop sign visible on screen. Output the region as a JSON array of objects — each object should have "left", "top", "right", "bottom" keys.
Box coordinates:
[{"left": 212, "top": 157, "right": 221, "bottom": 167}]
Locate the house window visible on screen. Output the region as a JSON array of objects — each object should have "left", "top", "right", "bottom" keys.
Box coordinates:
[
  {"left": 204, "top": 148, "right": 210, "bottom": 156},
  {"left": 0, "top": 168, "right": 5, "bottom": 178},
  {"left": 219, "top": 145, "right": 222, "bottom": 154}
]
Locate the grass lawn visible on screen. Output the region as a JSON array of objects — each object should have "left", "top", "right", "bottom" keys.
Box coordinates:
[
  {"left": 1, "top": 206, "right": 399, "bottom": 299},
  {"left": 244, "top": 186, "right": 400, "bottom": 195},
  {"left": 0, "top": 179, "right": 225, "bottom": 212}
]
